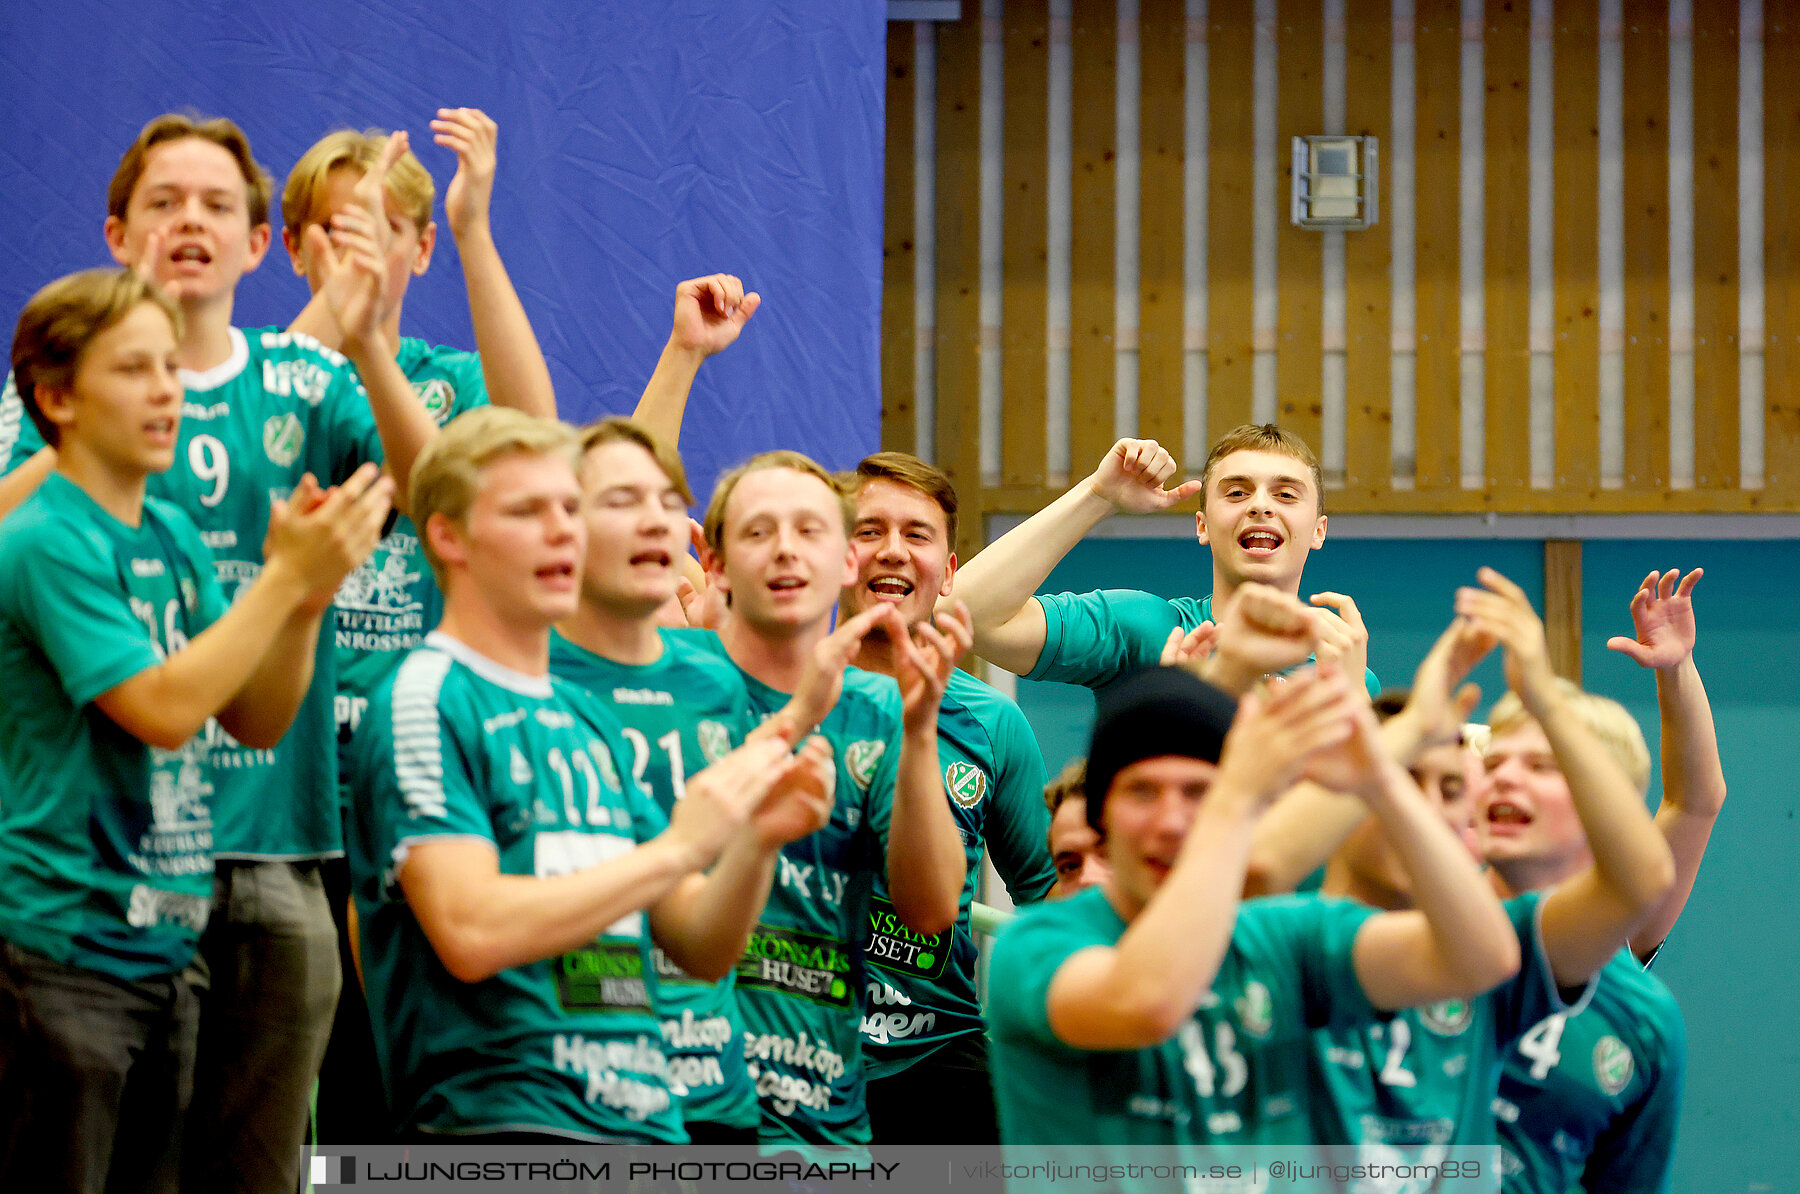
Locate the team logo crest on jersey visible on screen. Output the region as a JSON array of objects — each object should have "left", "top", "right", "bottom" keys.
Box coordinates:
[
  {"left": 1593, "top": 1036, "right": 1634, "bottom": 1095},
  {"left": 698, "top": 720, "right": 732, "bottom": 766},
  {"left": 413, "top": 378, "right": 456, "bottom": 424},
  {"left": 1235, "top": 981, "right": 1275, "bottom": 1038},
  {"left": 945, "top": 761, "right": 988, "bottom": 808},
  {"left": 846, "top": 740, "right": 886, "bottom": 790},
  {"left": 262, "top": 413, "right": 304, "bottom": 467},
  {"left": 1420, "top": 999, "right": 1473, "bottom": 1036},
  {"left": 509, "top": 746, "right": 534, "bottom": 785}
]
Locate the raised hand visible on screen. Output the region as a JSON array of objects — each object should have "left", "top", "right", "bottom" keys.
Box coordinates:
[
  {"left": 1453, "top": 566, "right": 1555, "bottom": 699},
  {"left": 1400, "top": 615, "right": 1494, "bottom": 750},
  {"left": 748, "top": 736, "right": 837, "bottom": 848},
  {"left": 309, "top": 205, "right": 389, "bottom": 358},
  {"left": 772, "top": 604, "right": 904, "bottom": 741},
  {"left": 667, "top": 736, "right": 804, "bottom": 868},
  {"left": 1089, "top": 439, "right": 1204, "bottom": 514},
  {"left": 1309, "top": 591, "right": 1370, "bottom": 687},
  {"left": 669, "top": 274, "right": 761, "bottom": 358},
  {"left": 1159, "top": 622, "right": 1220, "bottom": 669},
  {"left": 431, "top": 108, "right": 498, "bottom": 242},
  {"left": 1200, "top": 583, "right": 1319, "bottom": 693},
  {"left": 264, "top": 463, "right": 395, "bottom": 611},
  {"left": 1212, "top": 666, "right": 1360, "bottom": 808},
  {"left": 893, "top": 601, "right": 974, "bottom": 734},
  {"left": 127, "top": 228, "right": 175, "bottom": 299},
  {"left": 1607, "top": 568, "right": 1701, "bottom": 671}
]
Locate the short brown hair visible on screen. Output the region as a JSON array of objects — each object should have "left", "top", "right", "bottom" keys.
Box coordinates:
[
  {"left": 11, "top": 269, "right": 182, "bottom": 449},
  {"left": 577, "top": 417, "right": 694, "bottom": 505},
  {"left": 410, "top": 408, "right": 580, "bottom": 586},
  {"left": 1198, "top": 424, "right": 1326, "bottom": 515},
  {"left": 841, "top": 451, "right": 959, "bottom": 545},
  {"left": 702, "top": 450, "right": 855, "bottom": 566},
  {"left": 108, "top": 113, "right": 274, "bottom": 229},
  {"left": 282, "top": 128, "right": 435, "bottom": 245},
  {"left": 1043, "top": 757, "right": 1087, "bottom": 818}
]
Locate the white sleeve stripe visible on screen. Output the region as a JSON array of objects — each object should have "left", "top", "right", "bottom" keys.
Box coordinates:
[{"left": 391, "top": 650, "right": 455, "bottom": 820}]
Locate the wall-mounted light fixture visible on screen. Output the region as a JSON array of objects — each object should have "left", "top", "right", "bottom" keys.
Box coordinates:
[{"left": 1291, "top": 135, "right": 1378, "bottom": 230}]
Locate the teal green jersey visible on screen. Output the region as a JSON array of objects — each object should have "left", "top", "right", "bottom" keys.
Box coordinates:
[
  {"left": 989, "top": 889, "right": 1378, "bottom": 1157},
  {"left": 0, "top": 476, "right": 227, "bottom": 979},
  {"left": 8, "top": 330, "right": 388, "bottom": 859},
  {"left": 671, "top": 630, "right": 901, "bottom": 1147},
  {"left": 1494, "top": 949, "right": 1685, "bottom": 1194},
  {"left": 861, "top": 668, "right": 1053, "bottom": 1077},
  {"left": 1307, "top": 892, "right": 1578, "bottom": 1177},
  {"left": 547, "top": 628, "right": 761, "bottom": 1130},
  {"left": 344, "top": 632, "right": 685, "bottom": 1143},
  {"left": 1031, "top": 590, "right": 1381, "bottom": 702},
  {"left": 331, "top": 337, "right": 488, "bottom": 723}
]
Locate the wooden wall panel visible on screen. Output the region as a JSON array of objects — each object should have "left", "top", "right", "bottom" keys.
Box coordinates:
[
  {"left": 1001, "top": 1, "right": 1051, "bottom": 488},
  {"left": 1768, "top": 5, "right": 1800, "bottom": 498},
  {"left": 1343, "top": 0, "right": 1393, "bottom": 497},
  {"left": 1691, "top": 0, "right": 1739, "bottom": 488},
  {"left": 1139, "top": 0, "right": 1187, "bottom": 454},
  {"left": 882, "top": 23, "right": 918, "bottom": 457},
  {"left": 1207, "top": 0, "right": 1258, "bottom": 438},
  {"left": 1069, "top": 0, "right": 1120, "bottom": 475},
  {"left": 1275, "top": 0, "right": 1324, "bottom": 451},
  {"left": 1483, "top": 0, "right": 1533, "bottom": 492},
  {"left": 1544, "top": 539, "right": 1583, "bottom": 678},
  {"left": 1622, "top": 2, "right": 1670, "bottom": 490},
  {"left": 1552, "top": 2, "right": 1600, "bottom": 490},
  {"left": 1413, "top": 0, "right": 1462, "bottom": 490},
  {"left": 934, "top": 11, "right": 986, "bottom": 559}
]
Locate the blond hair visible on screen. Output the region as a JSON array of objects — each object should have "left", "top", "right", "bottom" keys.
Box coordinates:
[
  {"left": 1198, "top": 424, "right": 1326, "bottom": 515},
  {"left": 281, "top": 129, "right": 434, "bottom": 245},
  {"left": 11, "top": 269, "right": 182, "bottom": 448},
  {"left": 701, "top": 450, "right": 855, "bottom": 566},
  {"left": 577, "top": 417, "right": 694, "bottom": 505},
  {"left": 108, "top": 112, "right": 273, "bottom": 228},
  {"left": 1488, "top": 680, "right": 1652, "bottom": 796},
  {"left": 840, "top": 451, "right": 960, "bottom": 545},
  {"left": 410, "top": 408, "right": 580, "bottom": 585}
]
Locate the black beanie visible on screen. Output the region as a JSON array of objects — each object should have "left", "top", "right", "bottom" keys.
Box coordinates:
[{"left": 1085, "top": 666, "right": 1239, "bottom": 835}]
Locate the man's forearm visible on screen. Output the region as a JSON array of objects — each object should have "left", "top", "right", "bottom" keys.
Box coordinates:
[
  {"left": 631, "top": 339, "right": 707, "bottom": 447},
  {"left": 350, "top": 343, "right": 438, "bottom": 511},
  {"left": 654, "top": 834, "right": 778, "bottom": 981},
  {"left": 883, "top": 727, "right": 963, "bottom": 936},
  {"left": 459, "top": 224, "right": 557, "bottom": 419}
]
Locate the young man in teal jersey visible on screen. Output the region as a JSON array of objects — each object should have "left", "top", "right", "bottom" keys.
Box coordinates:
[
  {"left": 0, "top": 111, "right": 442, "bottom": 1194},
  {"left": 689, "top": 450, "right": 970, "bottom": 1147},
  {"left": 550, "top": 418, "right": 899, "bottom": 1142},
  {"left": 344, "top": 407, "right": 835, "bottom": 1143},
  {"left": 1245, "top": 570, "right": 1680, "bottom": 1178},
  {"left": 833, "top": 451, "right": 1055, "bottom": 1145},
  {"left": 953, "top": 426, "right": 1377, "bottom": 703},
  {"left": 0, "top": 268, "right": 389, "bottom": 1194},
  {"left": 1482, "top": 568, "right": 1721, "bottom": 1193},
  {"left": 986, "top": 663, "right": 1519, "bottom": 1182},
  {"left": 279, "top": 112, "right": 759, "bottom": 733}
]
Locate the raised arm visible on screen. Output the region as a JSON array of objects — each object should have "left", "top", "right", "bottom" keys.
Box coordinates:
[
  {"left": 403, "top": 735, "right": 800, "bottom": 984},
  {"left": 96, "top": 466, "right": 391, "bottom": 750},
  {"left": 949, "top": 439, "right": 1202, "bottom": 675},
  {"left": 433, "top": 108, "right": 557, "bottom": 419},
  {"left": 1606, "top": 568, "right": 1726, "bottom": 961},
  {"left": 1458, "top": 568, "right": 1676, "bottom": 986},
  {"left": 1335, "top": 708, "right": 1520, "bottom": 1009},
  {"left": 1245, "top": 612, "right": 1492, "bottom": 896},
  {"left": 1045, "top": 670, "right": 1358, "bottom": 1049},
  {"left": 322, "top": 204, "right": 439, "bottom": 510},
  {"left": 631, "top": 274, "right": 760, "bottom": 445},
  {"left": 881, "top": 603, "right": 977, "bottom": 937}
]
